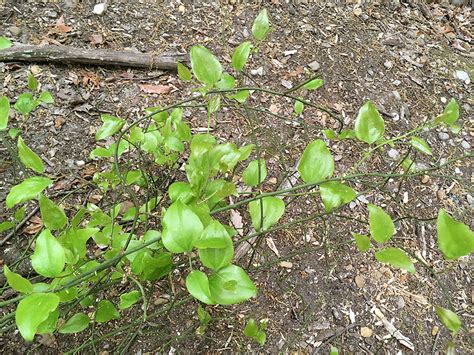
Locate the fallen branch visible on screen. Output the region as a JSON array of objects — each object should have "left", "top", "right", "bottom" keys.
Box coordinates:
[{"left": 0, "top": 44, "right": 187, "bottom": 70}]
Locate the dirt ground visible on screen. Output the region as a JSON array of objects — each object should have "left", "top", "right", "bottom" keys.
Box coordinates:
[{"left": 0, "top": 0, "right": 473, "bottom": 353}]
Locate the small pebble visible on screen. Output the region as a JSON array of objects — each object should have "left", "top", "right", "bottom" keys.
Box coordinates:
[
  {"left": 454, "top": 70, "right": 470, "bottom": 84},
  {"left": 308, "top": 60, "right": 321, "bottom": 71},
  {"left": 360, "top": 327, "right": 373, "bottom": 337},
  {"left": 388, "top": 148, "right": 400, "bottom": 160},
  {"left": 384, "top": 60, "right": 393, "bottom": 69},
  {"left": 76, "top": 160, "right": 85, "bottom": 167},
  {"left": 8, "top": 26, "right": 22, "bottom": 37},
  {"left": 393, "top": 79, "right": 401, "bottom": 86},
  {"left": 438, "top": 132, "right": 449, "bottom": 140},
  {"left": 461, "top": 140, "right": 470, "bottom": 150},
  {"left": 93, "top": 3, "right": 107, "bottom": 15}
]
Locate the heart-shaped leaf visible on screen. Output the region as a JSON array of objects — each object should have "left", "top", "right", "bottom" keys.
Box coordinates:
[
  {"left": 39, "top": 194, "right": 67, "bottom": 231},
  {"left": 186, "top": 270, "right": 215, "bottom": 305},
  {"left": 31, "top": 229, "right": 66, "bottom": 278},
  {"left": 354, "top": 101, "right": 384, "bottom": 144},
  {"left": 208, "top": 265, "right": 257, "bottom": 305},
  {"left": 298, "top": 139, "right": 334, "bottom": 183},
  {"left": 437, "top": 209, "right": 474, "bottom": 260},
  {"left": 368, "top": 204, "right": 395, "bottom": 243},
  {"left": 248, "top": 196, "right": 285, "bottom": 231},
  {"left": 320, "top": 181, "right": 356, "bottom": 212},
  {"left": 232, "top": 41, "right": 252, "bottom": 71},
  {"left": 6, "top": 176, "right": 52, "bottom": 208},
  {"left": 95, "top": 114, "right": 124, "bottom": 141},
  {"left": 375, "top": 247, "right": 415, "bottom": 274},
  {"left": 59, "top": 313, "right": 90, "bottom": 334},
  {"left": 242, "top": 159, "right": 267, "bottom": 187},
  {"left": 190, "top": 45, "right": 222, "bottom": 86},
  {"left": 252, "top": 9, "right": 270, "bottom": 41}
]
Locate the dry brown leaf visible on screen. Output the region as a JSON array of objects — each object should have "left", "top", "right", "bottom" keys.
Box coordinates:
[
  {"left": 50, "top": 15, "right": 72, "bottom": 34},
  {"left": 23, "top": 216, "right": 43, "bottom": 235},
  {"left": 90, "top": 33, "right": 104, "bottom": 45},
  {"left": 266, "top": 237, "right": 280, "bottom": 257},
  {"left": 139, "top": 84, "right": 173, "bottom": 94}
]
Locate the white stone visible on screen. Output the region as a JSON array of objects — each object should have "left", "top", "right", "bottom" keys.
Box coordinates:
[
  {"left": 308, "top": 60, "right": 320, "bottom": 71},
  {"left": 461, "top": 140, "right": 470, "bottom": 150},
  {"left": 93, "top": 3, "right": 107, "bottom": 15},
  {"left": 454, "top": 70, "right": 470, "bottom": 84}
]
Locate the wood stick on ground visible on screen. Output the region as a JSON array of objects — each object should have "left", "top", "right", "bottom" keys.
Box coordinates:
[{"left": 0, "top": 44, "right": 187, "bottom": 70}]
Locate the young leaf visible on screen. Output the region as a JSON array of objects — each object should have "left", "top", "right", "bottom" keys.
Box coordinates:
[
  {"left": 3, "top": 265, "right": 33, "bottom": 294},
  {"left": 177, "top": 62, "right": 192, "bottom": 81},
  {"left": 294, "top": 99, "right": 304, "bottom": 115},
  {"left": 186, "top": 270, "right": 215, "bottom": 305},
  {"left": 368, "top": 204, "right": 395, "bottom": 243},
  {"left": 14, "top": 93, "right": 36, "bottom": 115},
  {"left": 244, "top": 318, "right": 259, "bottom": 337},
  {"left": 168, "top": 181, "right": 194, "bottom": 204},
  {"left": 435, "top": 306, "right": 462, "bottom": 335},
  {"left": 436, "top": 98, "right": 459, "bottom": 126},
  {"left": 252, "top": 9, "right": 270, "bottom": 41},
  {"left": 59, "top": 313, "right": 90, "bottom": 334},
  {"left": 437, "top": 209, "right": 474, "bottom": 260},
  {"left": 352, "top": 233, "right": 371, "bottom": 252},
  {"left": 298, "top": 139, "right": 334, "bottom": 183},
  {"left": 17, "top": 136, "right": 45, "bottom": 173},
  {"left": 27, "top": 72, "right": 39, "bottom": 91},
  {"left": 0, "top": 96, "right": 10, "bottom": 130},
  {"left": 232, "top": 41, "right": 252, "bottom": 71},
  {"left": 37, "top": 91, "right": 54, "bottom": 104},
  {"left": 208, "top": 264, "right": 257, "bottom": 305},
  {"left": 39, "top": 194, "right": 67, "bottom": 230},
  {"left": 95, "top": 114, "right": 124, "bottom": 140},
  {"left": 190, "top": 45, "right": 222, "bottom": 86},
  {"left": 195, "top": 220, "right": 229, "bottom": 249},
  {"left": 197, "top": 304, "right": 211, "bottom": 325},
  {"left": 31, "top": 229, "right": 66, "bottom": 278},
  {"left": 319, "top": 181, "right": 356, "bottom": 212},
  {"left": 208, "top": 95, "right": 221, "bottom": 115},
  {"left": 249, "top": 197, "right": 285, "bottom": 231},
  {"left": 354, "top": 101, "right": 385, "bottom": 144},
  {"left": 6, "top": 176, "right": 52, "bottom": 208},
  {"left": 95, "top": 300, "right": 120, "bottom": 323},
  {"left": 410, "top": 136, "right": 432, "bottom": 155},
  {"left": 230, "top": 89, "right": 250, "bottom": 103},
  {"left": 199, "top": 236, "right": 234, "bottom": 270},
  {"left": 15, "top": 293, "right": 60, "bottom": 341},
  {"left": 119, "top": 290, "right": 141, "bottom": 309},
  {"left": 330, "top": 346, "right": 339, "bottom": 355},
  {"left": 0, "top": 36, "right": 13, "bottom": 50},
  {"left": 162, "top": 200, "right": 204, "bottom": 253},
  {"left": 375, "top": 247, "right": 415, "bottom": 274},
  {"left": 238, "top": 144, "right": 255, "bottom": 161},
  {"left": 0, "top": 221, "right": 15, "bottom": 233},
  {"left": 216, "top": 73, "right": 235, "bottom": 89},
  {"left": 242, "top": 159, "right": 267, "bottom": 187},
  {"left": 303, "top": 79, "right": 324, "bottom": 90}
]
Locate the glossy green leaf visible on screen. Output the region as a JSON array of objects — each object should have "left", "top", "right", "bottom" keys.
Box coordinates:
[
  {"left": 14, "top": 206, "right": 26, "bottom": 221},
  {"left": 195, "top": 220, "right": 229, "bottom": 249},
  {"left": 198, "top": 223, "right": 234, "bottom": 270},
  {"left": 376, "top": 247, "right": 415, "bottom": 274},
  {"left": 3, "top": 265, "right": 33, "bottom": 293},
  {"left": 437, "top": 209, "right": 474, "bottom": 260},
  {"left": 6, "top": 176, "right": 52, "bottom": 208},
  {"left": 17, "top": 136, "right": 45, "bottom": 173},
  {"left": 252, "top": 9, "right": 270, "bottom": 41},
  {"left": 242, "top": 159, "right": 267, "bottom": 187},
  {"left": 303, "top": 79, "right": 324, "bottom": 90},
  {"left": 435, "top": 306, "right": 461, "bottom": 335},
  {"left": 368, "top": 204, "right": 395, "bottom": 243},
  {"left": 436, "top": 98, "right": 459, "bottom": 126},
  {"left": 95, "top": 114, "right": 124, "bottom": 141},
  {"left": 354, "top": 101, "right": 385, "bottom": 144},
  {"left": 352, "top": 233, "right": 371, "bottom": 252},
  {"left": 294, "top": 99, "right": 304, "bottom": 115},
  {"left": 95, "top": 300, "right": 120, "bottom": 323},
  {"left": 35, "top": 309, "right": 58, "bottom": 335},
  {"left": 216, "top": 73, "right": 235, "bottom": 89},
  {"left": 15, "top": 293, "right": 60, "bottom": 341},
  {"left": 14, "top": 93, "right": 36, "bottom": 115},
  {"left": 31, "top": 229, "right": 65, "bottom": 278},
  {"left": 0, "top": 36, "right": 13, "bottom": 50},
  {"left": 59, "top": 313, "right": 90, "bottom": 334},
  {"left": 232, "top": 41, "right": 252, "bottom": 71},
  {"left": 177, "top": 62, "right": 192, "bottom": 81},
  {"left": 162, "top": 200, "right": 203, "bottom": 253},
  {"left": 248, "top": 196, "right": 285, "bottom": 231},
  {"left": 119, "top": 290, "right": 141, "bottom": 309},
  {"left": 298, "top": 139, "right": 334, "bottom": 183},
  {"left": 0, "top": 96, "right": 10, "bottom": 130},
  {"left": 190, "top": 45, "right": 222, "bottom": 86},
  {"left": 186, "top": 270, "right": 215, "bottom": 305},
  {"left": 319, "top": 181, "right": 356, "bottom": 212},
  {"left": 60, "top": 227, "right": 98, "bottom": 264},
  {"left": 238, "top": 144, "right": 255, "bottom": 161},
  {"left": 208, "top": 265, "right": 257, "bottom": 305},
  {"left": 205, "top": 179, "right": 237, "bottom": 209},
  {"left": 39, "top": 194, "right": 67, "bottom": 230},
  {"left": 28, "top": 72, "right": 39, "bottom": 91},
  {"left": 410, "top": 136, "right": 432, "bottom": 155},
  {"left": 168, "top": 181, "right": 194, "bottom": 203}
]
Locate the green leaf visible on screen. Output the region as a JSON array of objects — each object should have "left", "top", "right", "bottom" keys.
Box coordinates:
[
  {"left": 339, "top": 129, "right": 356, "bottom": 139},
  {"left": 208, "top": 95, "right": 221, "bottom": 115},
  {"left": 230, "top": 89, "right": 250, "bottom": 103},
  {"left": 14, "top": 93, "right": 36, "bottom": 115},
  {"left": 242, "top": 159, "right": 267, "bottom": 187},
  {"left": 238, "top": 144, "right": 255, "bottom": 161},
  {"left": 198, "top": 224, "right": 234, "bottom": 271},
  {"left": 0, "top": 221, "right": 15, "bottom": 232},
  {"left": 232, "top": 41, "right": 252, "bottom": 71},
  {"left": 14, "top": 206, "right": 26, "bottom": 221},
  {"left": 0, "top": 96, "right": 10, "bottom": 130},
  {"left": 17, "top": 136, "right": 45, "bottom": 173},
  {"left": 354, "top": 101, "right": 385, "bottom": 144},
  {"left": 59, "top": 313, "right": 90, "bottom": 334},
  {"left": 204, "top": 179, "right": 237, "bottom": 209},
  {"left": 410, "top": 136, "right": 432, "bottom": 155},
  {"left": 168, "top": 181, "right": 194, "bottom": 204},
  {"left": 6, "top": 176, "right": 52, "bottom": 208},
  {"left": 15, "top": 293, "right": 60, "bottom": 341},
  {"left": 162, "top": 200, "right": 204, "bottom": 253},
  {"left": 435, "top": 306, "right": 462, "bottom": 335},
  {"left": 319, "top": 181, "right": 356, "bottom": 212},
  {"left": 294, "top": 99, "right": 304, "bottom": 115},
  {"left": 375, "top": 247, "right": 415, "bottom": 274},
  {"left": 186, "top": 270, "right": 215, "bottom": 305},
  {"left": 208, "top": 265, "right": 257, "bottom": 305},
  {"left": 298, "top": 139, "right": 334, "bottom": 183},
  {"left": 195, "top": 220, "right": 229, "bottom": 249},
  {"left": 95, "top": 114, "right": 124, "bottom": 140},
  {"left": 190, "top": 45, "right": 222, "bottom": 86},
  {"left": 368, "top": 204, "right": 395, "bottom": 243},
  {"left": 436, "top": 98, "right": 459, "bottom": 126},
  {"left": 248, "top": 196, "right": 285, "bottom": 231},
  {"left": 119, "top": 290, "right": 141, "bottom": 309},
  {"left": 38, "top": 91, "right": 54, "bottom": 104},
  {"left": 31, "top": 229, "right": 66, "bottom": 278},
  {"left": 0, "top": 36, "right": 13, "bottom": 50},
  {"left": 330, "top": 346, "right": 339, "bottom": 355},
  {"left": 95, "top": 300, "right": 120, "bottom": 323},
  {"left": 197, "top": 304, "right": 211, "bottom": 325},
  {"left": 36, "top": 308, "right": 58, "bottom": 334},
  {"left": 352, "top": 233, "right": 371, "bottom": 252},
  {"left": 303, "top": 79, "right": 324, "bottom": 90},
  {"left": 437, "top": 209, "right": 474, "bottom": 260},
  {"left": 28, "top": 72, "right": 39, "bottom": 91},
  {"left": 216, "top": 73, "right": 235, "bottom": 89},
  {"left": 177, "top": 62, "right": 192, "bottom": 81},
  {"left": 8, "top": 128, "right": 20, "bottom": 139},
  {"left": 252, "top": 9, "right": 270, "bottom": 41},
  {"left": 39, "top": 194, "right": 67, "bottom": 231},
  {"left": 244, "top": 318, "right": 259, "bottom": 337},
  {"left": 3, "top": 265, "right": 33, "bottom": 293}
]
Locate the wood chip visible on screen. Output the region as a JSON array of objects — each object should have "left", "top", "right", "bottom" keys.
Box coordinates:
[
  {"left": 279, "top": 261, "right": 293, "bottom": 269},
  {"left": 355, "top": 274, "right": 365, "bottom": 288}
]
